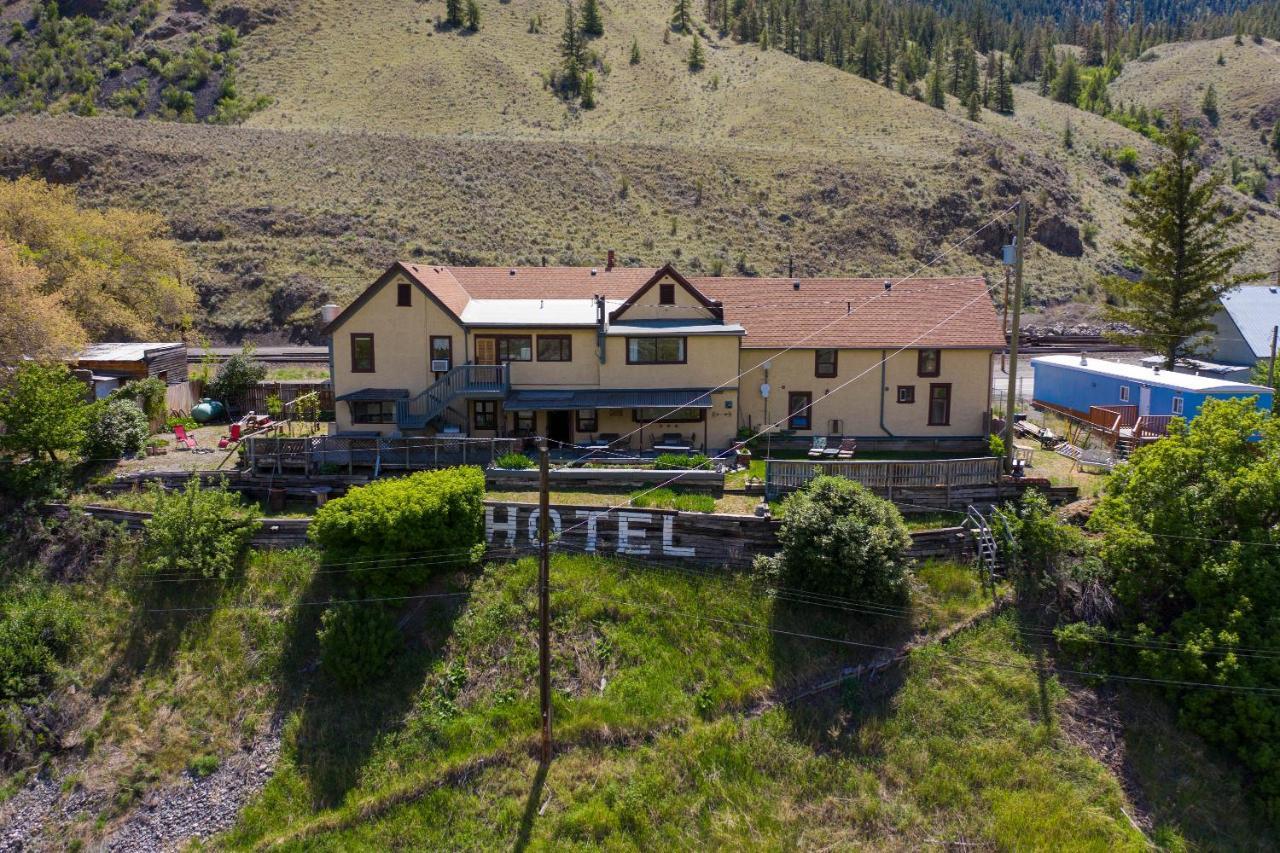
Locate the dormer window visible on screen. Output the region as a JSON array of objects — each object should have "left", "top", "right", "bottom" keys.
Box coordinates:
[{"left": 659, "top": 282, "right": 675, "bottom": 305}]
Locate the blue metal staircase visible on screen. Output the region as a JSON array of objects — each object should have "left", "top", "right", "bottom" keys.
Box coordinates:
[{"left": 396, "top": 364, "right": 509, "bottom": 430}]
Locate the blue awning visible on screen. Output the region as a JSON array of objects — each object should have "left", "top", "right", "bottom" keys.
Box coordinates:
[
  {"left": 505, "top": 388, "right": 716, "bottom": 411},
  {"left": 335, "top": 387, "right": 409, "bottom": 402}
]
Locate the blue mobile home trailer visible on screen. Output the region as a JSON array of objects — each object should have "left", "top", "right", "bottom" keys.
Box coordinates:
[{"left": 1030, "top": 354, "right": 1273, "bottom": 420}]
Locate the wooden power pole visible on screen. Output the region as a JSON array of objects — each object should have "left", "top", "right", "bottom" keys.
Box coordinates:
[
  {"left": 1004, "top": 198, "right": 1028, "bottom": 472},
  {"left": 538, "top": 441, "right": 552, "bottom": 765}
]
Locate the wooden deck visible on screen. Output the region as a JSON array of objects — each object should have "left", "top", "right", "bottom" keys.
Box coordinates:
[{"left": 245, "top": 435, "right": 520, "bottom": 476}]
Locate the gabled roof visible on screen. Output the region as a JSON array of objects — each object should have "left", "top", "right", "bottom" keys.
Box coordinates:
[
  {"left": 608, "top": 264, "right": 723, "bottom": 323},
  {"left": 1219, "top": 286, "right": 1280, "bottom": 360},
  {"left": 693, "top": 276, "right": 1004, "bottom": 349}
]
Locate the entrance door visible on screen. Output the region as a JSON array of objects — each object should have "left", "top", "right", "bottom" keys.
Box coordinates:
[
  {"left": 475, "top": 337, "right": 497, "bottom": 365},
  {"left": 1138, "top": 385, "right": 1151, "bottom": 416},
  {"left": 546, "top": 410, "right": 574, "bottom": 448}
]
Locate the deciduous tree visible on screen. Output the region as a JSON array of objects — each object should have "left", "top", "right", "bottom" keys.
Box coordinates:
[
  {"left": 0, "top": 363, "right": 89, "bottom": 462},
  {"left": 0, "top": 241, "right": 83, "bottom": 365}
]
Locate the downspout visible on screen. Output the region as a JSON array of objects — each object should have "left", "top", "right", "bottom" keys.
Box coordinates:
[
  {"left": 596, "top": 295, "right": 607, "bottom": 364},
  {"left": 879, "top": 349, "right": 894, "bottom": 436}
]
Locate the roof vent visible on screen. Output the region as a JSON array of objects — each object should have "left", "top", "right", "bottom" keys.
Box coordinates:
[
  {"left": 1080, "top": 352, "right": 1088, "bottom": 366},
  {"left": 320, "top": 303, "right": 340, "bottom": 324},
  {"left": 1271, "top": 286, "right": 1277, "bottom": 294},
  {"left": 591, "top": 268, "right": 598, "bottom": 276},
  {"left": 792, "top": 280, "right": 801, "bottom": 291},
  {"left": 884, "top": 279, "right": 892, "bottom": 291},
  {"left": 509, "top": 268, "right": 516, "bottom": 275}
]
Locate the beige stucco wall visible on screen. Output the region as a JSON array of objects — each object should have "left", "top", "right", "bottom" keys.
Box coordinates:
[
  {"left": 736, "top": 347, "right": 993, "bottom": 438},
  {"left": 468, "top": 328, "right": 601, "bottom": 387},
  {"left": 330, "top": 272, "right": 463, "bottom": 434},
  {"left": 599, "top": 333, "right": 741, "bottom": 388},
  {"left": 612, "top": 273, "right": 717, "bottom": 322}
]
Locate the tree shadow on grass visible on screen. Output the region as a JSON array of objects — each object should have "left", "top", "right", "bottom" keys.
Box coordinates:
[{"left": 270, "top": 564, "right": 471, "bottom": 810}]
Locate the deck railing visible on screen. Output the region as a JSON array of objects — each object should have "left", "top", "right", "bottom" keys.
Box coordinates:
[
  {"left": 764, "top": 456, "right": 1002, "bottom": 500},
  {"left": 396, "top": 364, "right": 509, "bottom": 429}
]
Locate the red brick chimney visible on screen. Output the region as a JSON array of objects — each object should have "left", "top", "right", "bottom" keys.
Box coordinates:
[{"left": 606, "top": 249, "right": 615, "bottom": 271}]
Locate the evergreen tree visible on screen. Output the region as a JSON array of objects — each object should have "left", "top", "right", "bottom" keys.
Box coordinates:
[
  {"left": 1039, "top": 48, "right": 1056, "bottom": 97},
  {"left": 880, "top": 31, "right": 894, "bottom": 87},
  {"left": 1052, "top": 52, "right": 1081, "bottom": 105},
  {"left": 1086, "top": 22, "right": 1104, "bottom": 65},
  {"left": 995, "top": 55, "right": 1014, "bottom": 114},
  {"left": 687, "top": 33, "right": 705, "bottom": 70},
  {"left": 1102, "top": 115, "right": 1264, "bottom": 368},
  {"left": 560, "top": 3, "right": 584, "bottom": 94},
  {"left": 445, "top": 0, "right": 463, "bottom": 28},
  {"left": 465, "top": 0, "right": 481, "bottom": 31},
  {"left": 671, "top": 0, "right": 691, "bottom": 33},
  {"left": 853, "top": 24, "right": 878, "bottom": 80},
  {"left": 1272, "top": 120, "right": 1280, "bottom": 160},
  {"left": 966, "top": 91, "right": 981, "bottom": 120},
  {"left": 1062, "top": 118, "right": 1074, "bottom": 149},
  {"left": 1102, "top": 0, "right": 1119, "bottom": 58},
  {"left": 581, "top": 70, "right": 597, "bottom": 108},
  {"left": 629, "top": 36, "right": 641, "bottom": 65},
  {"left": 1201, "top": 83, "right": 1218, "bottom": 126},
  {"left": 926, "top": 62, "right": 945, "bottom": 110},
  {"left": 580, "top": 0, "right": 603, "bottom": 37}
]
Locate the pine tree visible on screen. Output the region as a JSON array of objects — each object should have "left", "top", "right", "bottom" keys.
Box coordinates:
[
  {"left": 629, "top": 36, "right": 641, "bottom": 65},
  {"left": 1102, "top": 115, "right": 1264, "bottom": 368},
  {"left": 1039, "top": 49, "right": 1056, "bottom": 97},
  {"left": 1102, "top": 0, "right": 1119, "bottom": 58},
  {"left": 465, "top": 0, "right": 480, "bottom": 31},
  {"left": 926, "top": 63, "right": 945, "bottom": 110},
  {"left": 853, "top": 24, "right": 878, "bottom": 81},
  {"left": 580, "top": 0, "right": 603, "bottom": 37},
  {"left": 560, "top": 3, "right": 584, "bottom": 94},
  {"left": 671, "top": 0, "right": 691, "bottom": 33},
  {"left": 687, "top": 33, "right": 705, "bottom": 70},
  {"left": 995, "top": 55, "right": 1014, "bottom": 114},
  {"left": 966, "top": 91, "right": 981, "bottom": 120},
  {"left": 1062, "top": 118, "right": 1074, "bottom": 149},
  {"left": 1085, "top": 23, "right": 1104, "bottom": 65},
  {"left": 445, "top": 0, "right": 463, "bottom": 28},
  {"left": 1201, "top": 83, "right": 1219, "bottom": 126},
  {"left": 1052, "top": 52, "right": 1081, "bottom": 105},
  {"left": 580, "top": 70, "right": 597, "bottom": 108},
  {"left": 1272, "top": 121, "right": 1280, "bottom": 160}
]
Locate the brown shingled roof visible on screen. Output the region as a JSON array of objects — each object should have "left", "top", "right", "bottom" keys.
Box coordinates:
[{"left": 692, "top": 276, "right": 1004, "bottom": 349}]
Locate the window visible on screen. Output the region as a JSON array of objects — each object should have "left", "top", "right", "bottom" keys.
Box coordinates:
[
  {"left": 787, "top": 391, "right": 812, "bottom": 430},
  {"left": 350, "top": 400, "right": 395, "bottom": 424},
  {"left": 897, "top": 385, "right": 915, "bottom": 404},
  {"left": 633, "top": 407, "right": 703, "bottom": 423},
  {"left": 576, "top": 409, "right": 597, "bottom": 432},
  {"left": 537, "top": 335, "right": 572, "bottom": 362},
  {"left": 1119, "top": 384, "right": 1130, "bottom": 403},
  {"left": 474, "top": 401, "right": 497, "bottom": 430},
  {"left": 513, "top": 410, "right": 535, "bottom": 434},
  {"left": 627, "top": 336, "right": 686, "bottom": 364},
  {"left": 351, "top": 333, "right": 375, "bottom": 373},
  {"left": 917, "top": 349, "right": 941, "bottom": 377},
  {"left": 815, "top": 349, "right": 838, "bottom": 378},
  {"left": 659, "top": 282, "right": 675, "bottom": 305},
  {"left": 430, "top": 336, "right": 452, "bottom": 371},
  {"left": 1171, "top": 395, "right": 1184, "bottom": 415},
  {"left": 928, "top": 383, "right": 952, "bottom": 426},
  {"left": 476, "top": 335, "right": 532, "bottom": 363},
  {"left": 396, "top": 281, "right": 412, "bottom": 307}
]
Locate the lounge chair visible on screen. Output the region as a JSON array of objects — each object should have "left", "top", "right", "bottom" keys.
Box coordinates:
[
  {"left": 217, "top": 423, "right": 242, "bottom": 450},
  {"left": 807, "top": 436, "right": 828, "bottom": 458},
  {"left": 173, "top": 424, "right": 197, "bottom": 451},
  {"left": 653, "top": 433, "right": 692, "bottom": 453},
  {"left": 821, "top": 436, "right": 842, "bottom": 458},
  {"left": 835, "top": 438, "right": 857, "bottom": 459}
]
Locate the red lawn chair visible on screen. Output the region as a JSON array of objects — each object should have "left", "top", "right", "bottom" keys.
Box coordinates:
[
  {"left": 173, "top": 424, "right": 198, "bottom": 451},
  {"left": 218, "top": 423, "right": 241, "bottom": 449}
]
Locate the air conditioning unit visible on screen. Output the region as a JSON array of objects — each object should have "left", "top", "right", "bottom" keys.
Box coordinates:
[{"left": 431, "top": 359, "right": 451, "bottom": 372}]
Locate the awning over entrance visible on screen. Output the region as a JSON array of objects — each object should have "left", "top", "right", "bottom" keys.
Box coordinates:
[
  {"left": 334, "top": 387, "right": 409, "bottom": 402},
  {"left": 505, "top": 388, "right": 716, "bottom": 411}
]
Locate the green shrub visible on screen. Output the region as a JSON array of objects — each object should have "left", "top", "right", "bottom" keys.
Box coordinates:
[
  {"left": 987, "top": 434, "right": 1005, "bottom": 458},
  {"left": 82, "top": 398, "right": 149, "bottom": 460},
  {"left": 142, "top": 478, "right": 255, "bottom": 579},
  {"left": 0, "top": 362, "right": 90, "bottom": 463},
  {"left": 755, "top": 476, "right": 912, "bottom": 601},
  {"left": 992, "top": 489, "right": 1082, "bottom": 577},
  {"left": 309, "top": 467, "right": 485, "bottom": 592},
  {"left": 1115, "top": 146, "right": 1139, "bottom": 174},
  {"left": 0, "top": 586, "right": 81, "bottom": 702},
  {"left": 653, "top": 453, "right": 712, "bottom": 470},
  {"left": 113, "top": 377, "right": 167, "bottom": 425},
  {"left": 495, "top": 452, "right": 534, "bottom": 470},
  {"left": 206, "top": 345, "right": 267, "bottom": 408},
  {"left": 166, "top": 414, "right": 198, "bottom": 432},
  {"left": 188, "top": 753, "right": 220, "bottom": 778},
  {"left": 318, "top": 603, "right": 401, "bottom": 690}
]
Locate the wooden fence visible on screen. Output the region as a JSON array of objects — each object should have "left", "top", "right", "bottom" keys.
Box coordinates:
[
  {"left": 765, "top": 457, "right": 1003, "bottom": 501},
  {"left": 189, "top": 379, "right": 334, "bottom": 420},
  {"left": 245, "top": 435, "right": 521, "bottom": 476}
]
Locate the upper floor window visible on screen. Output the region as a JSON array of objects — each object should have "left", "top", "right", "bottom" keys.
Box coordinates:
[
  {"left": 627, "top": 336, "right": 686, "bottom": 364},
  {"left": 1172, "top": 395, "right": 1184, "bottom": 416},
  {"left": 397, "top": 282, "right": 412, "bottom": 307},
  {"left": 815, "top": 349, "right": 837, "bottom": 378},
  {"left": 476, "top": 335, "right": 532, "bottom": 363},
  {"left": 537, "top": 335, "right": 572, "bottom": 362},
  {"left": 659, "top": 282, "right": 675, "bottom": 305},
  {"left": 917, "top": 348, "right": 941, "bottom": 377},
  {"left": 430, "top": 336, "right": 452, "bottom": 371},
  {"left": 351, "top": 333, "right": 375, "bottom": 373},
  {"left": 1119, "top": 384, "right": 1130, "bottom": 403}
]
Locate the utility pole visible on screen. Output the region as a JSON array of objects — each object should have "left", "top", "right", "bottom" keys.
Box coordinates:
[
  {"left": 538, "top": 440, "right": 552, "bottom": 765},
  {"left": 1004, "top": 197, "right": 1027, "bottom": 473},
  {"left": 1000, "top": 265, "right": 1012, "bottom": 373}
]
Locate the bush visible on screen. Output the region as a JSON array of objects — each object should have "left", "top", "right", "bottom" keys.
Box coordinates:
[
  {"left": 993, "top": 489, "right": 1083, "bottom": 577},
  {"left": 318, "top": 603, "right": 401, "bottom": 690},
  {"left": 113, "top": 376, "right": 167, "bottom": 425},
  {"left": 755, "top": 476, "right": 912, "bottom": 601},
  {"left": 1115, "top": 146, "right": 1139, "bottom": 174},
  {"left": 0, "top": 362, "right": 90, "bottom": 462},
  {"left": 309, "top": 467, "right": 485, "bottom": 593},
  {"left": 142, "top": 478, "right": 255, "bottom": 579},
  {"left": 653, "top": 452, "right": 712, "bottom": 470},
  {"left": 0, "top": 586, "right": 81, "bottom": 702},
  {"left": 206, "top": 345, "right": 267, "bottom": 408},
  {"left": 494, "top": 452, "right": 534, "bottom": 470},
  {"left": 82, "top": 397, "right": 149, "bottom": 460},
  {"left": 166, "top": 414, "right": 198, "bottom": 432}
]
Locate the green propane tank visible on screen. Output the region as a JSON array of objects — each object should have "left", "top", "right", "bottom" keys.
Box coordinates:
[{"left": 191, "top": 398, "right": 226, "bottom": 424}]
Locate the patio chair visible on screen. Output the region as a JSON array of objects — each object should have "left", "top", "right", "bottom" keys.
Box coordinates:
[
  {"left": 821, "top": 436, "right": 842, "bottom": 458},
  {"left": 173, "top": 424, "right": 198, "bottom": 451},
  {"left": 217, "top": 423, "right": 242, "bottom": 450},
  {"left": 653, "top": 432, "right": 692, "bottom": 453},
  {"left": 806, "top": 436, "right": 828, "bottom": 458},
  {"left": 835, "top": 438, "right": 857, "bottom": 459}
]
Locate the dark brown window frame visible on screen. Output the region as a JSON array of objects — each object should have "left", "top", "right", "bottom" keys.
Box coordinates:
[
  {"left": 396, "top": 281, "right": 412, "bottom": 307},
  {"left": 897, "top": 385, "right": 915, "bottom": 404},
  {"left": 787, "top": 391, "right": 813, "bottom": 431},
  {"left": 350, "top": 333, "right": 375, "bottom": 373},
  {"left": 513, "top": 410, "right": 536, "bottom": 434},
  {"left": 537, "top": 334, "right": 573, "bottom": 362},
  {"left": 350, "top": 400, "right": 395, "bottom": 424},
  {"left": 659, "top": 282, "right": 676, "bottom": 305},
  {"left": 928, "top": 383, "right": 952, "bottom": 426},
  {"left": 430, "top": 335, "right": 453, "bottom": 371},
  {"left": 815, "top": 348, "right": 838, "bottom": 378},
  {"left": 625, "top": 336, "right": 687, "bottom": 365},
  {"left": 917, "top": 348, "right": 941, "bottom": 377},
  {"left": 473, "top": 400, "right": 497, "bottom": 430},
  {"left": 476, "top": 334, "right": 533, "bottom": 363},
  {"left": 576, "top": 409, "right": 597, "bottom": 432}
]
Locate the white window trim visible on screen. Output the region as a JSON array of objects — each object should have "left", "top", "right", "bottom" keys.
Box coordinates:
[
  {"left": 1119, "top": 385, "right": 1130, "bottom": 403},
  {"left": 1171, "top": 395, "right": 1184, "bottom": 415}
]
